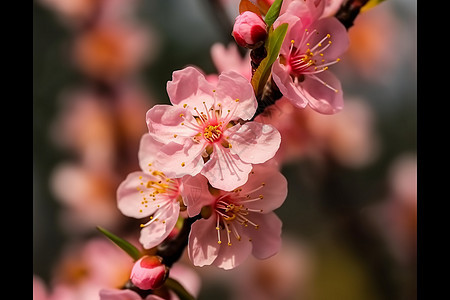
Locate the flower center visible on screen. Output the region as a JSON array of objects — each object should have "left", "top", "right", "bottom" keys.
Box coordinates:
[
  {"left": 283, "top": 29, "right": 341, "bottom": 92},
  {"left": 136, "top": 165, "right": 180, "bottom": 214},
  {"left": 288, "top": 49, "right": 315, "bottom": 76},
  {"left": 213, "top": 182, "right": 265, "bottom": 246},
  {"left": 203, "top": 124, "right": 223, "bottom": 143}
]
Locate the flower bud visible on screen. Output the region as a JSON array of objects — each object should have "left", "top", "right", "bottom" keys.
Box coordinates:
[
  {"left": 130, "top": 255, "right": 169, "bottom": 290},
  {"left": 232, "top": 11, "right": 267, "bottom": 49}
]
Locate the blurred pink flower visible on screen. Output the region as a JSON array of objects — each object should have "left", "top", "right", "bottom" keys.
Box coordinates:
[
  {"left": 256, "top": 97, "right": 379, "bottom": 168},
  {"left": 34, "top": 275, "right": 50, "bottom": 300},
  {"left": 342, "top": 1, "right": 405, "bottom": 81},
  {"left": 183, "top": 164, "right": 287, "bottom": 270},
  {"left": 367, "top": 153, "right": 417, "bottom": 265},
  {"left": 50, "top": 88, "right": 117, "bottom": 170},
  {"left": 72, "top": 22, "right": 151, "bottom": 83},
  {"left": 50, "top": 162, "right": 125, "bottom": 233},
  {"left": 231, "top": 236, "right": 314, "bottom": 300},
  {"left": 146, "top": 66, "right": 281, "bottom": 191},
  {"left": 117, "top": 133, "right": 184, "bottom": 250},
  {"left": 38, "top": 0, "right": 141, "bottom": 29},
  {"left": 100, "top": 289, "right": 164, "bottom": 300},
  {"left": 208, "top": 43, "right": 252, "bottom": 83},
  {"left": 272, "top": 4, "right": 349, "bottom": 114},
  {"left": 40, "top": 237, "right": 135, "bottom": 300}
]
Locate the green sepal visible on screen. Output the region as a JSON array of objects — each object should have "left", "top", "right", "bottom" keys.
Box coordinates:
[
  {"left": 164, "top": 277, "right": 196, "bottom": 300},
  {"left": 264, "top": 0, "right": 284, "bottom": 28},
  {"left": 97, "top": 226, "right": 142, "bottom": 261},
  {"left": 251, "top": 22, "right": 288, "bottom": 97}
]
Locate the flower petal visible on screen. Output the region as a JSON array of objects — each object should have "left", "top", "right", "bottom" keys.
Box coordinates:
[
  {"left": 272, "top": 60, "right": 308, "bottom": 109},
  {"left": 244, "top": 212, "right": 282, "bottom": 259},
  {"left": 238, "top": 164, "right": 287, "bottom": 213},
  {"left": 307, "top": 17, "right": 349, "bottom": 61},
  {"left": 99, "top": 288, "right": 154, "bottom": 300},
  {"left": 182, "top": 173, "right": 216, "bottom": 217},
  {"left": 139, "top": 202, "right": 180, "bottom": 249},
  {"left": 166, "top": 66, "right": 216, "bottom": 109},
  {"left": 152, "top": 139, "right": 205, "bottom": 178},
  {"left": 138, "top": 133, "right": 163, "bottom": 171},
  {"left": 201, "top": 145, "right": 253, "bottom": 191},
  {"left": 284, "top": 0, "right": 325, "bottom": 27},
  {"left": 213, "top": 227, "right": 252, "bottom": 270},
  {"left": 215, "top": 70, "right": 257, "bottom": 121},
  {"left": 188, "top": 217, "right": 220, "bottom": 267},
  {"left": 146, "top": 105, "right": 198, "bottom": 142},
  {"left": 227, "top": 122, "right": 281, "bottom": 164},
  {"left": 303, "top": 71, "right": 344, "bottom": 114},
  {"left": 117, "top": 171, "right": 162, "bottom": 218}
]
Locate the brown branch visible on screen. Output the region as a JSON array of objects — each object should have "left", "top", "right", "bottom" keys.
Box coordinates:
[{"left": 334, "top": 0, "right": 371, "bottom": 30}]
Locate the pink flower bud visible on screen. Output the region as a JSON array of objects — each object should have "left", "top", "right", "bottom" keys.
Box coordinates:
[
  {"left": 130, "top": 255, "right": 169, "bottom": 290},
  {"left": 232, "top": 11, "right": 267, "bottom": 48}
]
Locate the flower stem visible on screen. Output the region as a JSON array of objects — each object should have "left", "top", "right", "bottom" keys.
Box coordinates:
[{"left": 334, "top": 0, "right": 371, "bottom": 30}]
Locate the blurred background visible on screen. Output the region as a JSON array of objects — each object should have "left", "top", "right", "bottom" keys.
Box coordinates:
[{"left": 33, "top": 0, "right": 417, "bottom": 299}]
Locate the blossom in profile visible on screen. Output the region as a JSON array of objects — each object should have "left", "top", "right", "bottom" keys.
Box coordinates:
[
  {"left": 232, "top": 11, "right": 268, "bottom": 49},
  {"left": 272, "top": 1, "right": 349, "bottom": 114},
  {"left": 117, "top": 134, "right": 184, "bottom": 250},
  {"left": 130, "top": 255, "right": 169, "bottom": 290},
  {"left": 146, "top": 66, "right": 281, "bottom": 191},
  {"left": 183, "top": 164, "right": 288, "bottom": 270},
  {"left": 99, "top": 262, "right": 201, "bottom": 300}
]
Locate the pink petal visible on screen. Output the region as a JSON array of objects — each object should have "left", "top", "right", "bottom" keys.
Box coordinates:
[
  {"left": 138, "top": 133, "right": 163, "bottom": 171},
  {"left": 272, "top": 60, "right": 308, "bottom": 109},
  {"left": 201, "top": 144, "right": 253, "bottom": 191},
  {"left": 302, "top": 71, "right": 344, "bottom": 114},
  {"left": 166, "top": 66, "right": 216, "bottom": 109},
  {"left": 237, "top": 164, "right": 287, "bottom": 213},
  {"left": 145, "top": 105, "right": 197, "bottom": 142},
  {"left": 215, "top": 70, "right": 257, "bottom": 121},
  {"left": 305, "top": 17, "right": 349, "bottom": 60},
  {"left": 227, "top": 122, "right": 281, "bottom": 164},
  {"left": 244, "top": 212, "right": 282, "bottom": 259},
  {"left": 139, "top": 202, "right": 180, "bottom": 249},
  {"left": 117, "top": 171, "right": 161, "bottom": 218},
  {"left": 181, "top": 174, "right": 216, "bottom": 217},
  {"left": 213, "top": 227, "right": 253, "bottom": 270},
  {"left": 274, "top": 14, "right": 303, "bottom": 56},
  {"left": 188, "top": 217, "right": 220, "bottom": 267},
  {"left": 285, "top": 0, "right": 325, "bottom": 27},
  {"left": 152, "top": 139, "right": 205, "bottom": 178},
  {"left": 99, "top": 288, "right": 145, "bottom": 300}
]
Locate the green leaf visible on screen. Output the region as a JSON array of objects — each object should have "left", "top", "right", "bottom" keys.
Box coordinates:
[
  {"left": 97, "top": 226, "right": 141, "bottom": 261},
  {"left": 251, "top": 22, "right": 288, "bottom": 97},
  {"left": 264, "top": 0, "right": 284, "bottom": 28},
  {"left": 361, "top": 0, "right": 387, "bottom": 12},
  {"left": 164, "top": 277, "right": 196, "bottom": 300}
]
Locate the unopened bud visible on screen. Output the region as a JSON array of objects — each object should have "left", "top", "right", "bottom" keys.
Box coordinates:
[
  {"left": 232, "top": 11, "right": 267, "bottom": 49},
  {"left": 130, "top": 255, "right": 169, "bottom": 290}
]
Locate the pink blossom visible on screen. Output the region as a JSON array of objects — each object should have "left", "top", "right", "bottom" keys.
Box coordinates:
[
  {"left": 232, "top": 11, "right": 267, "bottom": 49},
  {"left": 183, "top": 164, "right": 287, "bottom": 270},
  {"left": 99, "top": 262, "right": 201, "bottom": 300},
  {"left": 272, "top": 3, "right": 349, "bottom": 114},
  {"left": 117, "top": 134, "right": 183, "bottom": 250},
  {"left": 146, "top": 66, "right": 281, "bottom": 191},
  {"left": 130, "top": 256, "right": 169, "bottom": 290}
]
